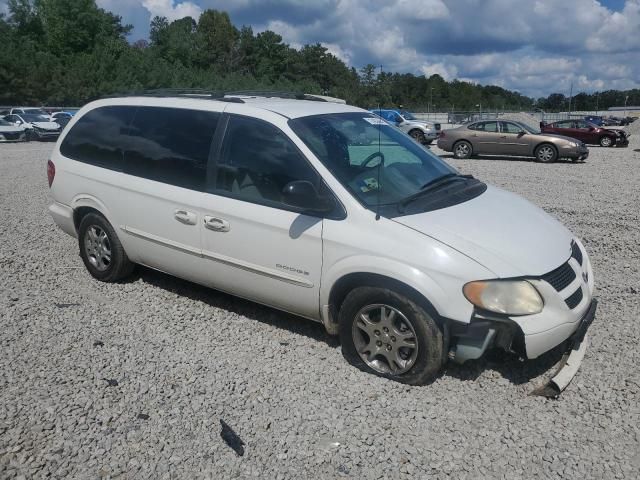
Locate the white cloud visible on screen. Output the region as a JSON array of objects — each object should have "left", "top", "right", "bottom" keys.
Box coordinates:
[
  {"left": 141, "top": 0, "right": 202, "bottom": 21},
  {"left": 81, "top": 0, "right": 640, "bottom": 96}
]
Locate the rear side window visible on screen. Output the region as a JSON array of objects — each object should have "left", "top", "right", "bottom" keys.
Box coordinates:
[
  {"left": 60, "top": 106, "right": 135, "bottom": 171},
  {"left": 470, "top": 121, "right": 498, "bottom": 132},
  {"left": 124, "top": 107, "right": 219, "bottom": 191}
]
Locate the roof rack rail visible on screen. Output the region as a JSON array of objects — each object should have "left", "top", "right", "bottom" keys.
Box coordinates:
[
  {"left": 103, "top": 89, "right": 335, "bottom": 103},
  {"left": 105, "top": 89, "right": 245, "bottom": 103},
  {"left": 225, "top": 90, "right": 328, "bottom": 102}
]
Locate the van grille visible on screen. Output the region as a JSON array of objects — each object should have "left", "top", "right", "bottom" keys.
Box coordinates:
[
  {"left": 541, "top": 262, "right": 576, "bottom": 291},
  {"left": 565, "top": 287, "right": 583, "bottom": 309}
]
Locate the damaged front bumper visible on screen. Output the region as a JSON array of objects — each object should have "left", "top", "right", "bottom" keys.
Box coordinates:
[{"left": 449, "top": 298, "right": 597, "bottom": 396}]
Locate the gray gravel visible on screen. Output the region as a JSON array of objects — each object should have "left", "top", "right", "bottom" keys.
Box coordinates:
[{"left": 1, "top": 129, "right": 640, "bottom": 479}]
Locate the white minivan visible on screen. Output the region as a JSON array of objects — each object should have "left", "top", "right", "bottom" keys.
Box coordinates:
[{"left": 48, "top": 92, "right": 597, "bottom": 386}]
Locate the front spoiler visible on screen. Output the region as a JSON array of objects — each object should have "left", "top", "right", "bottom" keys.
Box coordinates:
[{"left": 530, "top": 298, "right": 597, "bottom": 398}]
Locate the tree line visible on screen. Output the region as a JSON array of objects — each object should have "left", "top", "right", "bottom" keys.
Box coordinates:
[{"left": 1, "top": 0, "right": 638, "bottom": 112}]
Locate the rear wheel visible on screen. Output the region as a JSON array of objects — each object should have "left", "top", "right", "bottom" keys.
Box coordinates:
[
  {"left": 599, "top": 136, "right": 613, "bottom": 147},
  {"left": 453, "top": 140, "right": 472, "bottom": 159},
  {"left": 535, "top": 143, "right": 557, "bottom": 163},
  {"left": 78, "top": 212, "right": 134, "bottom": 282},
  {"left": 339, "top": 287, "right": 444, "bottom": 385},
  {"left": 409, "top": 129, "right": 426, "bottom": 144}
]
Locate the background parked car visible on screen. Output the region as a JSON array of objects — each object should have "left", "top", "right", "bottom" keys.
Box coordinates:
[
  {"left": 3, "top": 113, "right": 61, "bottom": 141},
  {"left": 540, "top": 119, "right": 629, "bottom": 147},
  {"left": 438, "top": 119, "right": 589, "bottom": 162},
  {"left": 0, "top": 117, "right": 26, "bottom": 142},
  {"left": 370, "top": 109, "right": 440, "bottom": 145},
  {"left": 9, "top": 107, "right": 49, "bottom": 116},
  {"left": 50, "top": 111, "right": 73, "bottom": 129}
]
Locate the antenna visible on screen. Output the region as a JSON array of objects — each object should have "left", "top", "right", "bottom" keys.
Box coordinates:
[{"left": 375, "top": 64, "right": 384, "bottom": 221}]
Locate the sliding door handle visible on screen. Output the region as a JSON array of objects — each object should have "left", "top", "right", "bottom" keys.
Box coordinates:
[
  {"left": 174, "top": 209, "right": 197, "bottom": 225},
  {"left": 204, "top": 216, "right": 230, "bottom": 232}
]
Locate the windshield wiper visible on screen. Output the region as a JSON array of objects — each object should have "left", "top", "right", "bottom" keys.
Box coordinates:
[{"left": 398, "top": 173, "right": 473, "bottom": 211}]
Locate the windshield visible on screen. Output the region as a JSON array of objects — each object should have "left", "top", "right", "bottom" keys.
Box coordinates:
[
  {"left": 20, "top": 109, "right": 48, "bottom": 116},
  {"left": 289, "top": 113, "right": 456, "bottom": 207},
  {"left": 22, "top": 114, "right": 49, "bottom": 122},
  {"left": 400, "top": 111, "right": 417, "bottom": 120}
]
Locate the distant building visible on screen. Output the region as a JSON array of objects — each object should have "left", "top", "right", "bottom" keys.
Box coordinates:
[{"left": 608, "top": 106, "right": 640, "bottom": 114}]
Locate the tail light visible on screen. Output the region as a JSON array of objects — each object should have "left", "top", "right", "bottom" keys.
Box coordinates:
[{"left": 47, "top": 159, "right": 55, "bottom": 187}]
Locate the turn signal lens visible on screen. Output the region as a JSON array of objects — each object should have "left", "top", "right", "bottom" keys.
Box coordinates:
[{"left": 463, "top": 280, "right": 543, "bottom": 315}]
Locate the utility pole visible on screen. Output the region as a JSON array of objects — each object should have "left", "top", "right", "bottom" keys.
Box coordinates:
[
  {"left": 595, "top": 91, "right": 599, "bottom": 115},
  {"left": 568, "top": 81, "right": 573, "bottom": 116},
  {"left": 430, "top": 87, "right": 434, "bottom": 115}
]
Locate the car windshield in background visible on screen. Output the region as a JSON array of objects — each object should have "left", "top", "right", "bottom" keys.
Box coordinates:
[
  {"left": 400, "top": 111, "right": 417, "bottom": 120},
  {"left": 289, "top": 113, "right": 458, "bottom": 208},
  {"left": 22, "top": 109, "right": 48, "bottom": 116},
  {"left": 22, "top": 114, "right": 50, "bottom": 122}
]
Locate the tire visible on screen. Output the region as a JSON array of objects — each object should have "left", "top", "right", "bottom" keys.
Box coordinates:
[
  {"left": 25, "top": 129, "right": 36, "bottom": 142},
  {"left": 339, "top": 286, "right": 444, "bottom": 385},
  {"left": 599, "top": 136, "right": 613, "bottom": 147},
  {"left": 409, "top": 129, "right": 426, "bottom": 144},
  {"left": 78, "top": 212, "right": 134, "bottom": 282},
  {"left": 453, "top": 140, "right": 472, "bottom": 159},
  {"left": 534, "top": 143, "right": 557, "bottom": 163}
]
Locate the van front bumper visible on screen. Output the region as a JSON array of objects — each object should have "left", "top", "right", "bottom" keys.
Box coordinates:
[{"left": 451, "top": 239, "right": 596, "bottom": 363}]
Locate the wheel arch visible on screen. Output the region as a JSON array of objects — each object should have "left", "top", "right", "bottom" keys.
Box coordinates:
[
  {"left": 71, "top": 195, "right": 113, "bottom": 233},
  {"left": 324, "top": 271, "right": 448, "bottom": 336}
]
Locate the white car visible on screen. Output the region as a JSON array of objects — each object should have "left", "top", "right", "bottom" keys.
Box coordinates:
[
  {"left": 4, "top": 113, "right": 61, "bottom": 141},
  {"left": 370, "top": 109, "right": 440, "bottom": 144},
  {"left": 0, "top": 117, "right": 26, "bottom": 142},
  {"left": 47, "top": 93, "right": 597, "bottom": 387}
]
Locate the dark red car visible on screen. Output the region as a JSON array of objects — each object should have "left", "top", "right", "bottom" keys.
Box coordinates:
[{"left": 540, "top": 119, "right": 629, "bottom": 147}]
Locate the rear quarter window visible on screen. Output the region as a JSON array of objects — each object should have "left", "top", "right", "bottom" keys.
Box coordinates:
[
  {"left": 60, "top": 106, "right": 136, "bottom": 171},
  {"left": 123, "top": 107, "right": 219, "bottom": 191}
]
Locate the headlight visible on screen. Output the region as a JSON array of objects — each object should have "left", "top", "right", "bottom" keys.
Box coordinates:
[
  {"left": 567, "top": 141, "right": 578, "bottom": 147},
  {"left": 463, "top": 280, "right": 543, "bottom": 315}
]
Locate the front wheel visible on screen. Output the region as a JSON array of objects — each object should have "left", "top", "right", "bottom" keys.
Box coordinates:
[
  {"left": 535, "top": 144, "right": 558, "bottom": 163},
  {"left": 599, "top": 136, "right": 613, "bottom": 147},
  {"left": 339, "top": 287, "right": 444, "bottom": 385},
  {"left": 409, "top": 129, "right": 426, "bottom": 144},
  {"left": 78, "top": 212, "right": 134, "bottom": 282}
]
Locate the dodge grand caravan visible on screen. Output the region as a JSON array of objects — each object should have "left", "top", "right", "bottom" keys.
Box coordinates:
[{"left": 48, "top": 92, "right": 597, "bottom": 386}]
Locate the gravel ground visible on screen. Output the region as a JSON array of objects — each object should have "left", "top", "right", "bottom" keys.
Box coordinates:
[{"left": 1, "top": 128, "right": 639, "bottom": 479}]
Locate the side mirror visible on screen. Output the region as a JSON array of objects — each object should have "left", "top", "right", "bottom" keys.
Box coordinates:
[
  {"left": 588, "top": 126, "right": 595, "bottom": 131},
  {"left": 518, "top": 130, "right": 526, "bottom": 136},
  {"left": 15, "top": 120, "right": 22, "bottom": 125},
  {"left": 282, "top": 180, "right": 335, "bottom": 214}
]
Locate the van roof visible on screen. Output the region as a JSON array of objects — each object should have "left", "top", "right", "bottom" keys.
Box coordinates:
[
  {"left": 104, "top": 91, "right": 363, "bottom": 119},
  {"left": 234, "top": 97, "right": 363, "bottom": 119}
]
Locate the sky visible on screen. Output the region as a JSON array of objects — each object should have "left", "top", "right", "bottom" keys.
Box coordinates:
[{"left": 3, "top": 0, "right": 639, "bottom": 98}]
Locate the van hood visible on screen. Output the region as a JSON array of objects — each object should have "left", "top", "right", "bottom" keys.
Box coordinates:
[{"left": 393, "top": 185, "right": 573, "bottom": 277}]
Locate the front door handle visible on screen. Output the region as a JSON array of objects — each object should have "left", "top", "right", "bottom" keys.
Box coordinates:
[
  {"left": 204, "top": 215, "right": 230, "bottom": 232},
  {"left": 174, "top": 209, "right": 197, "bottom": 225}
]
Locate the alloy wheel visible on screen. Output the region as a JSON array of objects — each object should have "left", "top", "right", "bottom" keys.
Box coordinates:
[
  {"left": 537, "top": 146, "right": 555, "bottom": 162},
  {"left": 455, "top": 143, "right": 470, "bottom": 158},
  {"left": 352, "top": 304, "right": 419, "bottom": 375},
  {"left": 83, "top": 225, "right": 112, "bottom": 271}
]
